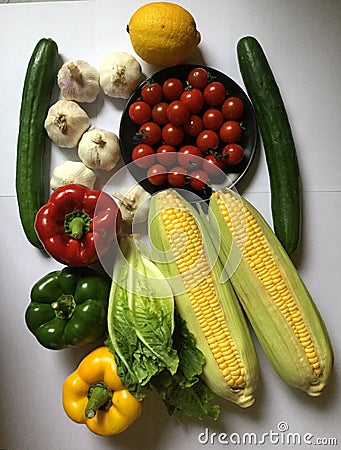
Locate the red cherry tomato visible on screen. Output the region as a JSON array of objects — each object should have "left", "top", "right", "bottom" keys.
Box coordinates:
[
  {"left": 187, "top": 67, "right": 209, "bottom": 89},
  {"left": 162, "top": 123, "right": 185, "bottom": 146},
  {"left": 196, "top": 129, "right": 220, "bottom": 152},
  {"left": 222, "top": 143, "right": 245, "bottom": 166},
  {"left": 131, "top": 144, "right": 156, "bottom": 168},
  {"left": 162, "top": 77, "right": 184, "bottom": 100},
  {"left": 152, "top": 102, "right": 169, "bottom": 125},
  {"left": 221, "top": 96, "right": 245, "bottom": 121},
  {"left": 141, "top": 81, "right": 163, "bottom": 105},
  {"left": 180, "top": 88, "right": 204, "bottom": 114},
  {"left": 219, "top": 121, "right": 243, "bottom": 143},
  {"left": 147, "top": 164, "right": 167, "bottom": 186},
  {"left": 167, "top": 165, "right": 187, "bottom": 188},
  {"left": 202, "top": 108, "right": 224, "bottom": 130},
  {"left": 202, "top": 155, "right": 225, "bottom": 180},
  {"left": 128, "top": 101, "right": 152, "bottom": 125},
  {"left": 204, "top": 81, "right": 226, "bottom": 106},
  {"left": 156, "top": 144, "right": 177, "bottom": 167},
  {"left": 183, "top": 115, "right": 203, "bottom": 137},
  {"left": 137, "top": 122, "right": 162, "bottom": 145},
  {"left": 189, "top": 169, "right": 209, "bottom": 190},
  {"left": 167, "top": 100, "right": 191, "bottom": 125},
  {"left": 177, "top": 145, "right": 203, "bottom": 170}
]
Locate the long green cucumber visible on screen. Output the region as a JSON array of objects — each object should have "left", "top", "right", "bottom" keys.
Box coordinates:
[
  {"left": 237, "top": 36, "right": 300, "bottom": 255},
  {"left": 16, "top": 38, "right": 60, "bottom": 249}
]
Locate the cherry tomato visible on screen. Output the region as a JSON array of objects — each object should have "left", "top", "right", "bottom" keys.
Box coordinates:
[
  {"left": 167, "top": 100, "right": 191, "bottom": 125},
  {"left": 202, "top": 155, "right": 225, "bottom": 180},
  {"left": 183, "top": 115, "right": 203, "bottom": 137},
  {"left": 147, "top": 164, "right": 167, "bottom": 186},
  {"left": 221, "top": 96, "right": 245, "bottom": 121},
  {"left": 196, "top": 129, "right": 220, "bottom": 152},
  {"left": 187, "top": 67, "right": 209, "bottom": 89},
  {"left": 204, "top": 81, "right": 226, "bottom": 106},
  {"left": 137, "top": 122, "right": 162, "bottom": 145},
  {"left": 128, "top": 101, "right": 152, "bottom": 125},
  {"left": 156, "top": 144, "right": 177, "bottom": 167},
  {"left": 180, "top": 88, "right": 204, "bottom": 114},
  {"left": 222, "top": 143, "right": 245, "bottom": 166},
  {"left": 202, "top": 108, "right": 224, "bottom": 130},
  {"left": 162, "top": 77, "right": 184, "bottom": 100},
  {"left": 177, "top": 145, "right": 203, "bottom": 170},
  {"left": 131, "top": 143, "right": 156, "bottom": 169},
  {"left": 141, "top": 81, "right": 163, "bottom": 105},
  {"left": 219, "top": 121, "right": 243, "bottom": 143},
  {"left": 162, "top": 123, "right": 185, "bottom": 146},
  {"left": 188, "top": 169, "right": 209, "bottom": 190},
  {"left": 167, "top": 165, "right": 187, "bottom": 188},
  {"left": 152, "top": 102, "right": 169, "bottom": 125}
]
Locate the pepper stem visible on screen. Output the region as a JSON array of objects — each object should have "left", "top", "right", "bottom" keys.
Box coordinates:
[
  {"left": 85, "top": 382, "right": 113, "bottom": 419},
  {"left": 64, "top": 210, "right": 91, "bottom": 240},
  {"left": 51, "top": 294, "right": 76, "bottom": 319}
]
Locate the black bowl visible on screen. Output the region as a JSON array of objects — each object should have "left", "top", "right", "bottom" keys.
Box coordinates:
[{"left": 119, "top": 64, "right": 259, "bottom": 201}]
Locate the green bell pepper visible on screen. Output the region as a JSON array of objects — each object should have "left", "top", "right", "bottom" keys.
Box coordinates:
[{"left": 25, "top": 266, "right": 111, "bottom": 350}]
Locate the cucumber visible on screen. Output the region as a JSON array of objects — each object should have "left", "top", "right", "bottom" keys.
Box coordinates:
[
  {"left": 16, "top": 38, "right": 60, "bottom": 249},
  {"left": 237, "top": 36, "right": 300, "bottom": 255}
]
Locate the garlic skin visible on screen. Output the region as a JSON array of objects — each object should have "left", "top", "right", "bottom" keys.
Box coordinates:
[
  {"left": 112, "top": 184, "right": 151, "bottom": 224},
  {"left": 50, "top": 161, "right": 96, "bottom": 190},
  {"left": 44, "top": 100, "right": 90, "bottom": 148},
  {"left": 57, "top": 60, "right": 100, "bottom": 103},
  {"left": 78, "top": 128, "right": 121, "bottom": 171},
  {"left": 99, "top": 52, "right": 142, "bottom": 99}
]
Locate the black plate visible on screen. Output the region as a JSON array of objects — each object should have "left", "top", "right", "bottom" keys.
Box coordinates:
[{"left": 119, "top": 64, "right": 259, "bottom": 201}]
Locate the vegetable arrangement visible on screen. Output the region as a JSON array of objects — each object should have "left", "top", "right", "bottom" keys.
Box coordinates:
[{"left": 15, "top": 2, "right": 334, "bottom": 440}]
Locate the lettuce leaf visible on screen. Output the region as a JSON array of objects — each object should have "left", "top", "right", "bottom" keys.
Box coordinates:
[
  {"left": 107, "top": 235, "right": 179, "bottom": 399},
  {"left": 152, "top": 313, "right": 220, "bottom": 421},
  {"left": 107, "top": 235, "right": 219, "bottom": 420}
]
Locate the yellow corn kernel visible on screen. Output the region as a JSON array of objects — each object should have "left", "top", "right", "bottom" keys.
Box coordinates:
[
  {"left": 157, "top": 192, "right": 248, "bottom": 389},
  {"left": 149, "top": 189, "right": 260, "bottom": 407},
  {"left": 214, "top": 192, "right": 321, "bottom": 375}
]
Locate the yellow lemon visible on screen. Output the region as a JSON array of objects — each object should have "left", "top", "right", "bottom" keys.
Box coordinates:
[{"left": 127, "top": 2, "right": 201, "bottom": 67}]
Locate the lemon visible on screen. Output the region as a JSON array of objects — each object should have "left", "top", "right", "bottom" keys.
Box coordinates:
[{"left": 127, "top": 2, "right": 201, "bottom": 67}]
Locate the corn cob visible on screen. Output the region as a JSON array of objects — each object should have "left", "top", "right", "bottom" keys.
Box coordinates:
[
  {"left": 148, "top": 189, "right": 259, "bottom": 407},
  {"left": 209, "top": 188, "right": 333, "bottom": 396}
]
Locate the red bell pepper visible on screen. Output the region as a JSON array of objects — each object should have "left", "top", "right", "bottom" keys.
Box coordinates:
[{"left": 34, "top": 184, "right": 121, "bottom": 266}]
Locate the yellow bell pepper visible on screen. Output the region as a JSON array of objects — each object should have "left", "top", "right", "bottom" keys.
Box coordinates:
[{"left": 62, "top": 346, "right": 143, "bottom": 436}]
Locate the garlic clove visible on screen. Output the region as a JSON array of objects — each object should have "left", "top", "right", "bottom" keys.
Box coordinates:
[
  {"left": 57, "top": 60, "right": 101, "bottom": 103},
  {"left": 112, "top": 184, "right": 151, "bottom": 224},
  {"left": 78, "top": 128, "right": 121, "bottom": 171},
  {"left": 44, "top": 100, "right": 90, "bottom": 148},
  {"left": 99, "top": 52, "right": 142, "bottom": 99},
  {"left": 50, "top": 160, "right": 96, "bottom": 190}
]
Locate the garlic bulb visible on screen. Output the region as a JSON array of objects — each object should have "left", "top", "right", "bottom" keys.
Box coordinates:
[
  {"left": 44, "top": 100, "right": 90, "bottom": 148},
  {"left": 99, "top": 52, "right": 142, "bottom": 99},
  {"left": 50, "top": 160, "right": 96, "bottom": 190},
  {"left": 57, "top": 60, "right": 100, "bottom": 103},
  {"left": 78, "top": 128, "right": 121, "bottom": 171},
  {"left": 112, "top": 184, "right": 151, "bottom": 224}
]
